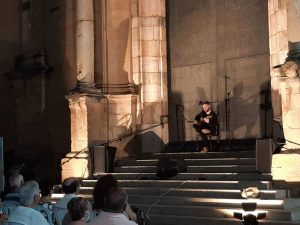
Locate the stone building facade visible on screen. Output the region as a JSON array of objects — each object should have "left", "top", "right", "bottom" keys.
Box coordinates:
[{"left": 0, "top": 0, "right": 299, "bottom": 181}]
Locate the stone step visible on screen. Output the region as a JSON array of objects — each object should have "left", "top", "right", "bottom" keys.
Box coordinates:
[
  {"left": 50, "top": 194, "right": 284, "bottom": 210},
  {"left": 135, "top": 204, "right": 293, "bottom": 221},
  {"left": 82, "top": 179, "right": 271, "bottom": 190},
  {"left": 113, "top": 165, "right": 257, "bottom": 173},
  {"left": 79, "top": 186, "right": 280, "bottom": 199},
  {"left": 126, "top": 196, "right": 285, "bottom": 210},
  {"left": 115, "top": 158, "right": 256, "bottom": 166},
  {"left": 93, "top": 172, "right": 272, "bottom": 181},
  {"left": 137, "top": 151, "right": 255, "bottom": 159},
  {"left": 149, "top": 214, "right": 300, "bottom": 225}
]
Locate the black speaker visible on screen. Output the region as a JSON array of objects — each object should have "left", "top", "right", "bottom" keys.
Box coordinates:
[
  {"left": 256, "top": 139, "right": 273, "bottom": 173},
  {"left": 93, "top": 146, "right": 117, "bottom": 173}
]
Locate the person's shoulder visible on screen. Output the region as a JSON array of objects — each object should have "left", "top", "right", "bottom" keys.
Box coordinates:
[{"left": 30, "top": 207, "right": 50, "bottom": 224}]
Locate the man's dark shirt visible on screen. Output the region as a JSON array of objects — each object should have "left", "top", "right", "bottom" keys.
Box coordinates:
[{"left": 194, "top": 110, "right": 218, "bottom": 134}]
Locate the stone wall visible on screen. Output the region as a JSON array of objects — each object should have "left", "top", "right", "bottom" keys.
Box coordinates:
[
  {"left": 0, "top": 1, "right": 20, "bottom": 154},
  {"left": 168, "top": 0, "right": 271, "bottom": 142},
  {"left": 0, "top": 0, "right": 76, "bottom": 181}
]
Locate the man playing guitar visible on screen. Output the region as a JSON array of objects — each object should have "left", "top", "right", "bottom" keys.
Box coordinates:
[{"left": 193, "top": 101, "right": 218, "bottom": 152}]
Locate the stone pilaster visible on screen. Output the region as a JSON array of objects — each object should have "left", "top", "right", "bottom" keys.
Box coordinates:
[
  {"left": 76, "top": 0, "right": 95, "bottom": 87},
  {"left": 62, "top": 94, "right": 102, "bottom": 180},
  {"left": 268, "top": 0, "right": 288, "bottom": 120},
  {"left": 62, "top": 93, "right": 137, "bottom": 180},
  {"left": 131, "top": 0, "right": 168, "bottom": 152}
]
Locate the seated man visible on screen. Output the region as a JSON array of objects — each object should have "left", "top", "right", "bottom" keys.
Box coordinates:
[
  {"left": 7, "top": 180, "right": 50, "bottom": 225},
  {"left": 53, "top": 177, "right": 81, "bottom": 225},
  {"left": 36, "top": 178, "right": 55, "bottom": 225},
  {"left": 2, "top": 173, "right": 24, "bottom": 216},
  {"left": 193, "top": 101, "right": 218, "bottom": 153},
  {"left": 89, "top": 187, "right": 137, "bottom": 225}
]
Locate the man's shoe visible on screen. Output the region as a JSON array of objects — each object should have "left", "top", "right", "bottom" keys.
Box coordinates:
[{"left": 201, "top": 147, "right": 208, "bottom": 153}]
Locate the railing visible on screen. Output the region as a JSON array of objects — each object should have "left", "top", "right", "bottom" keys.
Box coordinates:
[{"left": 61, "top": 122, "right": 164, "bottom": 166}]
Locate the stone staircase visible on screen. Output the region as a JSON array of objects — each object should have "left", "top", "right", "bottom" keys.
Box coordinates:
[{"left": 76, "top": 151, "right": 300, "bottom": 224}]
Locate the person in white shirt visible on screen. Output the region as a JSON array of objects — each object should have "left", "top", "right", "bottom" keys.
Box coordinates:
[
  {"left": 53, "top": 177, "right": 81, "bottom": 225},
  {"left": 7, "top": 180, "right": 49, "bottom": 225},
  {"left": 89, "top": 187, "right": 137, "bottom": 225}
]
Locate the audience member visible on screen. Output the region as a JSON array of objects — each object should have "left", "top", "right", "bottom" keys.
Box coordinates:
[
  {"left": 2, "top": 173, "right": 24, "bottom": 216},
  {"left": 67, "top": 197, "right": 89, "bottom": 225},
  {"left": 7, "top": 180, "right": 50, "bottom": 225},
  {"left": 53, "top": 177, "right": 81, "bottom": 225},
  {"left": 90, "top": 187, "right": 137, "bottom": 225},
  {"left": 36, "top": 178, "right": 55, "bottom": 224},
  {"left": 3, "top": 173, "right": 24, "bottom": 204},
  {"left": 92, "top": 174, "right": 136, "bottom": 222}
]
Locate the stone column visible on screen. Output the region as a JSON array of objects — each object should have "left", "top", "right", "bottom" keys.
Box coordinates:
[
  {"left": 268, "top": 0, "right": 288, "bottom": 120},
  {"left": 131, "top": 0, "right": 168, "bottom": 152},
  {"left": 76, "top": 0, "right": 95, "bottom": 87},
  {"left": 277, "top": 0, "right": 300, "bottom": 149},
  {"left": 287, "top": 0, "right": 300, "bottom": 52}
]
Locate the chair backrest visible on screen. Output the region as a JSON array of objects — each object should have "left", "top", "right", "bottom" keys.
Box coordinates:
[
  {"left": 52, "top": 206, "right": 70, "bottom": 225},
  {"left": 35, "top": 204, "right": 54, "bottom": 225}
]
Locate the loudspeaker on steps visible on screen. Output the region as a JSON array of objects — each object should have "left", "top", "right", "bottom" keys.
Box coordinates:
[{"left": 256, "top": 139, "right": 273, "bottom": 173}]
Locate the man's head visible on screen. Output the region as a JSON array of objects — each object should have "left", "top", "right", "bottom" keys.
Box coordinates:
[
  {"left": 62, "top": 177, "right": 81, "bottom": 194},
  {"left": 9, "top": 173, "right": 24, "bottom": 191},
  {"left": 202, "top": 102, "right": 211, "bottom": 113},
  {"left": 19, "top": 180, "right": 40, "bottom": 207},
  {"left": 67, "top": 197, "right": 89, "bottom": 222},
  {"left": 104, "top": 187, "right": 127, "bottom": 213},
  {"left": 93, "top": 174, "right": 118, "bottom": 210},
  {"left": 39, "top": 178, "right": 53, "bottom": 198}
]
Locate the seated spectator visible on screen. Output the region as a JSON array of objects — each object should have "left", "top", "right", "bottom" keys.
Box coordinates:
[
  {"left": 92, "top": 174, "right": 136, "bottom": 222},
  {"left": 2, "top": 173, "right": 24, "bottom": 216},
  {"left": 90, "top": 187, "right": 137, "bottom": 225},
  {"left": 35, "top": 178, "right": 55, "bottom": 225},
  {"left": 53, "top": 177, "right": 81, "bottom": 225},
  {"left": 7, "top": 180, "right": 49, "bottom": 225},
  {"left": 67, "top": 197, "right": 89, "bottom": 225}
]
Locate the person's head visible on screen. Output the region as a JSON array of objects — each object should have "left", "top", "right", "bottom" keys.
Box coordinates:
[
  {"left": 93, "top": 174, "right": 118, "bottom": 210},
  {"left": 103, "top": 187, "right": 127, "bottom": 213},
  {"left": 9, "top": 173, "right": 24, "bottom": 191},
  {"left": 62, "top": 177, "right": 81, "bottom": 194},
  {"left": 67, "top": 197, "right": 89, "bottom": 222},
  {"left": 19, "top": 180, "right": 40, "bottom": 207},
  {"left": 39, "top": 178, "right": 53, "bottom": 198},
  {"left": 202, "top": 102, "right": 211, "bottom": 113}
]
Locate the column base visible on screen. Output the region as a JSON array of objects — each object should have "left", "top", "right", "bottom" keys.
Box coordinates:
[{"left": 61, "top": 151, "right": 91, "bottom": 181}]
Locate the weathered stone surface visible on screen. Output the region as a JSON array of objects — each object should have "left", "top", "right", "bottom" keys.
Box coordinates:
[
  {"left": 61, "top": 157, "right": 90, "bottom": 180},
  {"left": 140, "top": 0, "right": 163, "bottom": 17},
  {"left": 272, "top": 153, "right": 300, "bottom": 182}
]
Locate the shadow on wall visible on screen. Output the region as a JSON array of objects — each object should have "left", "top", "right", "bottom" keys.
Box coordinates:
[
  {"left": 217, "top": 81, "right": 272, "bottom": 139},
  {"left": 259, "top": 80, "right": 272, "bottom": 138},
  {"left": 170, "top": 92, "right": 185, "bottom": 143},
  {"left": 124, "top": 131, "right": 164, "bottom": 156},
  {"left": 169, "top": 87, "right": 210, "bottom": 143},
  {"left": 231, "top": 82, "right": 258, "bottom": 138}
]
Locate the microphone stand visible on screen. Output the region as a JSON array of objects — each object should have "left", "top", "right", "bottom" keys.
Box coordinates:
[
  {"left": 223, "top": 75, "right": 232, "bottom": 150},
  {"left": 225, "top": 92, "right": 231, "bottom": 150}
]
